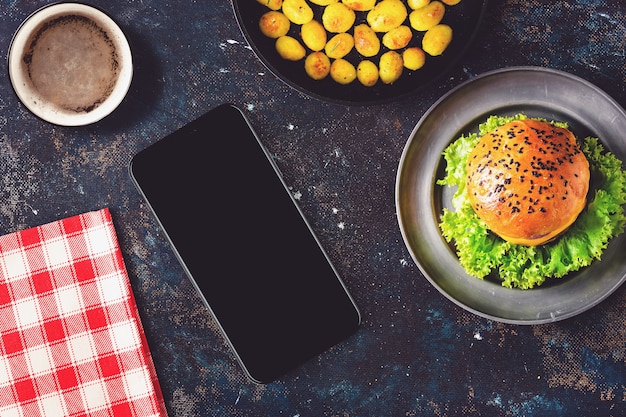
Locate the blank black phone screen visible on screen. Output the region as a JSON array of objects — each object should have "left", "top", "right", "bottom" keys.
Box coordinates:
[{"left": 130, "top": 104, "right": 360, "bottom": 383}]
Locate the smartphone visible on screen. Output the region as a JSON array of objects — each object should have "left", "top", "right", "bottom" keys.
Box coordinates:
[{"left": 130, "top": 104, "right": 361, "bottom": 383}]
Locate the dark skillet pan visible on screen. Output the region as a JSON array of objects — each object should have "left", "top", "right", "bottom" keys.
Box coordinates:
[{"left": 232, "top": 0, "right": 489, "bottom": 105}]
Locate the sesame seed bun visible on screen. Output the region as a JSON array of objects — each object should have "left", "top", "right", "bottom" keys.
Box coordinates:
[{"left": 466, "top": 119, "right": 590, "bottom": 246}]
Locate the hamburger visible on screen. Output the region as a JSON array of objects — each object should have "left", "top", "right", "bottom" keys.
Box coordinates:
[
  {"left": 438, "top": 114, "right": 626, "bottom": 289},
  {"left": 465, "top": 119, "right": 590, "bottom": 246}
]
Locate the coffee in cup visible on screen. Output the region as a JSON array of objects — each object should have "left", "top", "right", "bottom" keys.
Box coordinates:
[{"left": 8, "top": 3, "right": 133, "bottom": 126}]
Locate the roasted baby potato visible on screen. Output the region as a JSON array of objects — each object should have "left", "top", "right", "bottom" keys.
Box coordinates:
[
  {"left": 330, "top": 58, "right": 357, "bottom": 84},
  {"left": 282, "top": 0, "right": 314, "bottom": 24},
  {"left": 309, "top": 0, "right": 339, "bottom": 4},
  {"left": 409, "top": 0, "right": 445, "bottom": 31},
  {"left": 422, "top": 23, "right": 452, "bottom": 55},
  {"left": 379, "top": 50, "right": 403, "bottom": 84},
  {"left": 441, "top": 0, "right": 461, "bottom": 4},
  {"left": 325, "top": 32, "right": 354, "bottom": 58},
  {"left": 304, "top": 51, "right": 331, "bottom": 79},
  {"left": 257, "top": 0, "right": 283, "bottom": 11},
  {"left": 301, "top": 19, "right": 327, "bottom": 51},
  {"left": 356, "top": 60, "right": 379, "bottom": 86},
  {"left": 407, "top": 0, "right": 430, "bottom": 9},
  {"left": 259, "top": 11, "right": 291, "bottom": 38},
  {"left": 367, "top": 0, "right": 408, "bottom": 32},
  {"left": 341, "top": 0, "right": 376, "bottom": 11},
  {"left": 402, "top": 46, "right": 426, "bottom": 70},
  {"left": 382, "top": 25, "right": 413, "bottom": 49},
  {"left": 275, "top": 35, "right": 306, "bottom": 60},
  {"left": 322, "top": 2, "right": 356, "bottom": 33},
  {"left": 353, "top": 23, "right": 380, "bottom": 57}
]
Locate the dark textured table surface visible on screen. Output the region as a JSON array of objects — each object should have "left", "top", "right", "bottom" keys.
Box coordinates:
[{"left": 2, "top": 1, "right": 625, "bottom": 416}]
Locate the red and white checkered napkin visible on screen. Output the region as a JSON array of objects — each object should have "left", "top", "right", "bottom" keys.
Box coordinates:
[{"left": 0, "top": 208, "right": 168, "bottom": 417}]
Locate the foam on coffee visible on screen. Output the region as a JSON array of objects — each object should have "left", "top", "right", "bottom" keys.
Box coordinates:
[{"left": 22, "top": 14, "right": 120, "bottom": 114}]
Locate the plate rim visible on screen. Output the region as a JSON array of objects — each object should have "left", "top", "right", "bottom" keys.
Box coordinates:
[{"left": 396, "top": 65, "right": 626, "bottom": 324}]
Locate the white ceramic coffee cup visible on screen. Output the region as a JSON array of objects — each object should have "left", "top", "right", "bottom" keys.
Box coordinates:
[{"left": 8, "top": 3, "right": 133, "bottom": 126}]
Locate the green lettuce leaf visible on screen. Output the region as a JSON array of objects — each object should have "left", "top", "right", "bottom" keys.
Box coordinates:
[{"left": 437, "top": 114, "right": 626, "bottom": 289}]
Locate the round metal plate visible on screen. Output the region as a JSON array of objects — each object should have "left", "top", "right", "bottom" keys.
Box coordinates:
[{"left": 396, "top": 66, "right": 626, "bottom": 324}]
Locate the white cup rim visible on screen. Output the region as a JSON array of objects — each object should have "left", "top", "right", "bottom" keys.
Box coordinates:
[{"left": 8, "top": 2, "right": 133, "bottom": 126}]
